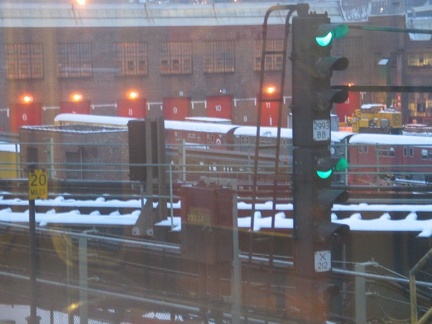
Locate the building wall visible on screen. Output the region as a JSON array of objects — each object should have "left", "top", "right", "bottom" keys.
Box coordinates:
[
  {"left": 1, "top": 14, "right": 432, "bottom": 131},
  {"left": 0, "top": 25, "right": 285, "bottom": 106}
]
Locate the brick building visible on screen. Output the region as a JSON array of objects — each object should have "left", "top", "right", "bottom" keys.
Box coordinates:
[{"left": 0, "top": 2, "right": 432, "bottom": 131}]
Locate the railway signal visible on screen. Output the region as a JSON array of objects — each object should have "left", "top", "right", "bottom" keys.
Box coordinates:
[
  {"left": 291, "top": 12, "right": 350, "bottom": 323},
  {"left": 292, "top": 14, "right": 349, "bottom": 147},
  {"left": 128, "top": 118, "right": 167, "bottom": 237}
]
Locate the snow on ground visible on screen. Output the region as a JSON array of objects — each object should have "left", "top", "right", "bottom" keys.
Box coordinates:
[{"left": 0, "top": 196, "right": 431, "bottom": 237}]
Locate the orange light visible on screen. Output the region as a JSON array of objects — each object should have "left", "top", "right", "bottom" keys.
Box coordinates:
[
  {"left": 70, "top": 92, "right": 83, "bottom": 102},
  {"left": 75, "top": 0, "right": 86, "bottom": 5},
  {"left": 347, "top": 83, "right": 354, "bottom": 87},
  {"left": 22, "top": 95, "right": 33, "bottom": 104},
  {"left": 128, "top": 91, "right": 139, "bottom": 100},
  {"left": 266, "top": 86, "right": 277, "bottom": 94}
]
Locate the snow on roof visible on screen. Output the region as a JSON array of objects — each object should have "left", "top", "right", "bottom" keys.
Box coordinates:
[
  {"left": 331, "top": 131, "right": 353, "bottom": 142},
  {"left": 22, "top": 124, "right": 126, "bottom": 133},
  {"left": 54, "top": 113, "right": 135, "bottom": 126},
  {"left": 1, "top": 196, "right": 431, "bottom": 237},
  {"left": 165, "top": 120, "right": 239, "bottom": 134},
  {"left": 185, "top": 116, "right": 232, "bottom": 124},
  {"left": 349, "top": 133, "right": 432, "bottom": 146},
  {"left": 233, "top": 126, "right": 293, "bottom": 138}
]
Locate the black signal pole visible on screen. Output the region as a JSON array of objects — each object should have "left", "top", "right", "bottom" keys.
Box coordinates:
[
  {"left": 27, "top": 166, "right": 40, "bottom": 324},
  {"left": 291, "top": 11, "right": 350, "bottom": 323},
  {"left": 27, "top": 198, "right": 39, "bottom": 324}
]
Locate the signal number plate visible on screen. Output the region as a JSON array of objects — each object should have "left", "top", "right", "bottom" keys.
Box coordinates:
[
  {"left": 313, "top": 119, "right": 330, "bottom": 141},
  {"left": 314, "top": 250, "right": 331, "bottom": 272}
]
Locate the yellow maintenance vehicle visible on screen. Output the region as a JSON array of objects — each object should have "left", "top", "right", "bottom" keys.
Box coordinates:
[{"left": 347, "top": 103, "right": 403, "bottom": 134}]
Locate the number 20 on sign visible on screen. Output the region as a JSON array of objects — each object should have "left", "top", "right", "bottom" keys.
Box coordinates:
[{"left": 28, "top": 169, "right": 48, "bottom": 200}]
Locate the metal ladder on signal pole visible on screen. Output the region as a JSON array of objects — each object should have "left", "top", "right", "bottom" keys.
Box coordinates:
[
  {"left": 410, "top": 246, "right": 432, "bottom": 324},
  {"left": 249, "top": 4, "right": 309, "bottom": 256}
]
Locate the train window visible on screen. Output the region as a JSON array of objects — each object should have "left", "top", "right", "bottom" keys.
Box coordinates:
[
  {"left": 379, "top": 147, "right": 389, "bottom": 157},
  {"left": 358, "top": 145, "right": 368, "bottom": 154},
  {"left": 174, "top": 131, "right": 182, "bottom": 140},
  {"left": 187, "top": 132, "right": 196, "bottom": 140},
  {"left": 403, "top": 147, "right": 414, "bottom": 157},
  {"left": 376, "top": 146, "right": 394, "bottom": 157},
  {"left": 421, "top": 149, "right": 428, "bottom": 160},
  {"left": 206, "top": 134, "right": 215, "bottom": 143},
  {"left": 259, "top": 138, "right": 271, "bottom": 145}
]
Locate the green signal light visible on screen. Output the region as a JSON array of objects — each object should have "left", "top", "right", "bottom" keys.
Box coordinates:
[
  {"left": 316, "top": 169, "right": 333, "bottom": 179},
  {"left": 315, "top": 32, "right": 333, "bottom": 47},
  {"left": 316, "top": 157, "right": 348, "bottom": 179},
  {"left": 315, "top": 24, "right": 349, "bottom": 47}
]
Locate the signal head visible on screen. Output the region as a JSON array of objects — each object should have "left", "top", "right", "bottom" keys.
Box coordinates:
[{"left": 315, "top": 23, "right": 349, "bottom": 47}]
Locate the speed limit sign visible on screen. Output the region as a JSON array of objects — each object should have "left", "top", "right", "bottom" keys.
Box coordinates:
[{"left": 28, "top": 169, "right": 48, "bottom": 200}]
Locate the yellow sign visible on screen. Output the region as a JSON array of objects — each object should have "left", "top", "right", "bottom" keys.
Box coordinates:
[{"left": 28, "top": 169, "right": 48, "bottom": 200}]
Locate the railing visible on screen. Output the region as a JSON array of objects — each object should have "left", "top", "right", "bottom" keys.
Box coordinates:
[{"left": 4, "top": 140, "right": 432, "bottom": 191}]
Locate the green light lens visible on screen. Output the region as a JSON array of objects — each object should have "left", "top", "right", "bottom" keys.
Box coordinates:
[
  {"left": 335, "top": 157, "right": 348, "bottom": 171},
  {"left": 316, "top": 169, "right": 333, "bottom": 179},
  {"left": 315, "top": 31, "right": 333, "bottom": 47}
]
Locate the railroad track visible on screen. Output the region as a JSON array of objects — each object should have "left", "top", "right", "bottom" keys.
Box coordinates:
[{"left": 1, "top": 178, "right": 432, "bottom": 205}]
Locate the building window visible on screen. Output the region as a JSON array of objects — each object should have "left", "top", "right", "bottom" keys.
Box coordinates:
[
  {"left": 160, "top": 42, "right": 192, "bottom": 75},
  {"left": 115, "top": 42, "right": 148, "bottom": 76},
  {"left": 57, "top": 43, "right": 92, "bottom": 78},
  {"left": 6, "top": 44, "right": 43, "bottom": 79},
  {"left": 254, "top": 40, "right": 284, "bottom": 71},
  {"left": 204, "top": 41, "right": 235, "bottom": 73},
  {"left": 407, "top": 52, "right": 432, "bottom": 68}
]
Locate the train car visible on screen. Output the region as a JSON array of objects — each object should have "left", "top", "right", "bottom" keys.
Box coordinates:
[
  {"left": 348, "top": 133, "right": 432, "bottom": 185},
  {"left": 232, "top": 126, "right": 292, "bottom": 154},
  {"left": 0, "top": 142, "right": 20, "bottom": 179},
  {"left": 164, "top": 120, "right": 239, "bottom": 150},
  {"left": 55, "top": 113, "right": 239, "bottom": 149}
]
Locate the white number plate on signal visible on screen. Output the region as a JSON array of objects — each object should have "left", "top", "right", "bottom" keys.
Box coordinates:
[
  {"left": 315, "top": 250, "right": 331, "bottom": 272},
  {"left": 313, "top": 119, "right": 330, "bottom": 141}
]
